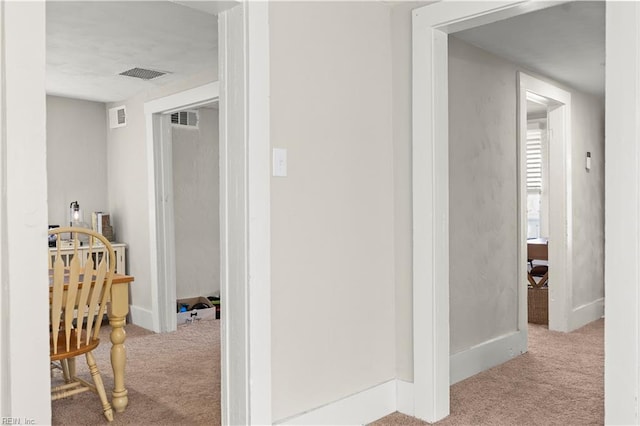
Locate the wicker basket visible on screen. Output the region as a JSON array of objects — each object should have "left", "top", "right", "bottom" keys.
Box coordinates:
[{"left": 528, "top": 287, "right": 548, "bottom": 324}]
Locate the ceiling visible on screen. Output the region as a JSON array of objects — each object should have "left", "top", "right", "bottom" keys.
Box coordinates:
[
  {"left": 452, "top": 1, "right": 605, "bottom": 97},
  {"left": 46, "top": 1, "right": 219, "bottom": 103},
  {"left": 47, "top": 1, "right": 605, "bottom": 104}
]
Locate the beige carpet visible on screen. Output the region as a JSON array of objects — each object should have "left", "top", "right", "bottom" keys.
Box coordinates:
[
  {"left": 373, "top": 319, "right": 604, "bottom": 425},
  {"left": 51, "top": 318, "right": 221, "bottom": 425},
  {"left": 52, "top": 318, "right": 602, "bottom": 425}
]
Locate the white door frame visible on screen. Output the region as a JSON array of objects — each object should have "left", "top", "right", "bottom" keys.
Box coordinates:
[
  {"left": 218, "top": 3, "right": 271, "bottom": 424},
  {"left": 144, "top": 82, "right": 220, "bottom": 334},
  {"left": 0, "top": 1, "right": 51, "bottom": 422},
  {"left": 604, "top": 3, "right": 640, "bottom": 424},
  {"left": 143, "top": 2, "right": 271, "bottom": 425},
  {"left": 518, "top": 72, "right": 572, "bottom": 333},
  {"left": 412, "top": 1, "right": 570, "bottom": 422}
]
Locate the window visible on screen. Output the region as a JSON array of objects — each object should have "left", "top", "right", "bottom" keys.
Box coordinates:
[{"left": 526, "top": 121, "right": 547, "bottom": 239}]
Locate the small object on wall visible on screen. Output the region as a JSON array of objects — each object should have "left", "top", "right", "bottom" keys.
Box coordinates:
[
  {"left": 586, "top": 151, "right": 591, "bottom": 171},
  {"left": 109, "top": 105, "right": 127, "bottom": 128},
  {"left": 272, "top": 148, "right": 287, "bottom": 177}
]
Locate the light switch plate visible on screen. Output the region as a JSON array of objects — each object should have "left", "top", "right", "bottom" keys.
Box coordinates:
[{"left": 273, "top": 148, "right": 287, "bottom": 177}]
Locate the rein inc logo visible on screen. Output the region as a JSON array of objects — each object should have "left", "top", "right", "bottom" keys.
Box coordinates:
[{"left": 1, "top": 419, "right": 34, "bottom": 425}]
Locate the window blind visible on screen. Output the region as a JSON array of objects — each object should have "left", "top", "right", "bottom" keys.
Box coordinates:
[{"left": 526, "top": 129, "right": 543, "bottom": 192}]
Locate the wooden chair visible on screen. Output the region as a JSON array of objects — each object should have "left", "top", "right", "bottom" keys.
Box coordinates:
[
  {"left": 527, "top": 240, "right": 549, "bottom": 288},
  {"left": 49, "top": 226, "right": 115, "bottom": 422}
]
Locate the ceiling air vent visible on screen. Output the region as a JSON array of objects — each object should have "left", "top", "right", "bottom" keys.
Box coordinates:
[
  {"left": 108, "top": 106, "right": 126, "bottom": 129},
  {"left": 171, "top": 110, "right": 198, "bottom": 128},
  {"left": 119, "top": 67, "right": 167, "bottom": 80}
]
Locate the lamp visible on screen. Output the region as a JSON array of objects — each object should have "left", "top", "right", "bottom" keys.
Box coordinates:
[
  {"left": 68, "top": 201, "right": 90, "bottom": 245},
  {"left": 69, "top": 201, "right": 82, "bottom": 226}
]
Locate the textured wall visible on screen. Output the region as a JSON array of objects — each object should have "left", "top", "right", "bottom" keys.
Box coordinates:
[
  {"left": 448, "top": 37, "right": 520, "bottom": 354},
  {"left": 46, "top": 96, "right": 108, "bottom": 228},
  {"left": 448, "top": 37, "right": 605, "bottom": 354},
  {"left": 269, "top": 1, "right": 395, "bottom": 421},
  {"left": 571, "top": 92, "right": 605, "bottom": 307},
  {"left": 172, "top": 107, "right": 220, "bottom": 299}
]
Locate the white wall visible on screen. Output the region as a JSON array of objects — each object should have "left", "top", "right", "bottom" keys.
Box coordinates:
[
  {"left": 172, "top": 107, "right": 220, "bottom": 299},
  {"left": 46, "top": 96, "right": 108, "bottom": 227},
  {"left": 0, "top": 0, "right": 51, "bottom": 421},
  {"left": 269, "top": 1, "right": 396, "bottom": 421},
  {"left": 106, "top": 69, "right": 217, "bottom": 319},
  {"left": 448, "top": 37, "right": 605, "bottom": 356}
]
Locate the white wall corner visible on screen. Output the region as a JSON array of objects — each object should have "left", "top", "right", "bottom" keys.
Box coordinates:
[
  {"left": 275, "top": 380, "right": 397, "bottom": 425},
  {"left": 128, "top": 304, "right": 156, "bottom": 332},
  {"left": 396, "top": 379, "right": 415, "bottom": 417},
  {"left": 570, "top": 298, "right": 604, "bottom": 331},
  {"left": 450, "top": 330, "right": 527, "bottom": 385}
]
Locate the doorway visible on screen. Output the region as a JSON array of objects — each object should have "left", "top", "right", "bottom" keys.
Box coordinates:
[
  {"left": 145, "top": 83, "right": 219, "bottom": 333},
  {"left": 171, "top": 103, "right": 221, "bottom": 316},
  {"left": 518, "top": 72, "right": 572, "bottom": 332},
  {"left": 412, "top": 1, "right": 602, "bottom": 422}
]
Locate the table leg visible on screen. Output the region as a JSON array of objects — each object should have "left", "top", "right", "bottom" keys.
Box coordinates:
[{"left": 109, "top": 283, "right": 129, "bottom": 413}]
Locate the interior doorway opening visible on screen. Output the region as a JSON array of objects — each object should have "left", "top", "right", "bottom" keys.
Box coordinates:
[
  {"left": 524, "top": 96, "right": 550, "bottom": 325},
  {"left": 145, "top": 84, "right": 222, "bottom": 422},
  {"left": 518, "top": 73, "right": 572, "bottom": 333},
  {"left": 145, "top": 82, "right": 219, "bottom": 333},
  {"left": 412, "top": 1, "right": 601, "bottom": 421},
  {"left": 171, "top": 103, "right": 221, "bottom": 323}
]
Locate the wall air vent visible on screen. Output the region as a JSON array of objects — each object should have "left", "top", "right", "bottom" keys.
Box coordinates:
[
  {"left": 171, "top": 110, "right": 198, "bottom": 128},
  {"left": 108, "top": 106, "right": 126, "bottom": 129},
  {"left": 119, "top": 67, "right": 167, "bottom": 80}
]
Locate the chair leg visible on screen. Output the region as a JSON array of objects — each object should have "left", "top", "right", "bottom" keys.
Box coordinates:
[
  {"left": 60, "top": 359, "right": 76, "bottom": 383},
  {"left": 85, "top": 352, "right": 114, "bottom": 422}
]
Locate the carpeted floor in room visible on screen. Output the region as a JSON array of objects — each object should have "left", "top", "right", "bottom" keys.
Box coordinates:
[
  {"left": 51, "top": 318, "right": 221, "bottom": 426},
  {"left": 372, "top": 319, "right": 604, "bottom": 425},
  {"left": 51, "top": 318, "right": 603, "bottom": 425}
]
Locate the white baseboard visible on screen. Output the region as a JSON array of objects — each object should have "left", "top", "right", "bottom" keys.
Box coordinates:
[
  {"left": 128, "top": 304, "right": 155, "bottom": 331},
  {"left": 450, "top": 330, "right": 527, "bottom": 385},
  {"left": 276, "top": 326, "right": 561, "bottom": 424},
  {"left": 396, "top": 379, "right": 414, "bottom": 417},
  {"left": 570, "top": 297, "right": 604, "bottom": 331},
  {"left": 276, "top": 379, "right": 397, "bottom": 425}
]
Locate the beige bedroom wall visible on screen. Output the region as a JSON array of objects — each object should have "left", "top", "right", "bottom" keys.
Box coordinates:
[{"left": 269, "top": 1, "right": 396, "bottom": 421}]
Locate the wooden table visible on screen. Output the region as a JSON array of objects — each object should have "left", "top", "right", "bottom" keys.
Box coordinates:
[
  {"left": 527, "top": 238, "right": 548, "bottom": 288},
  {"left": 108, "top": 274, "right": 134, "bottom": 413},
  {"left": 50, "top": 272, "right": 134, "bottom": 413}
]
